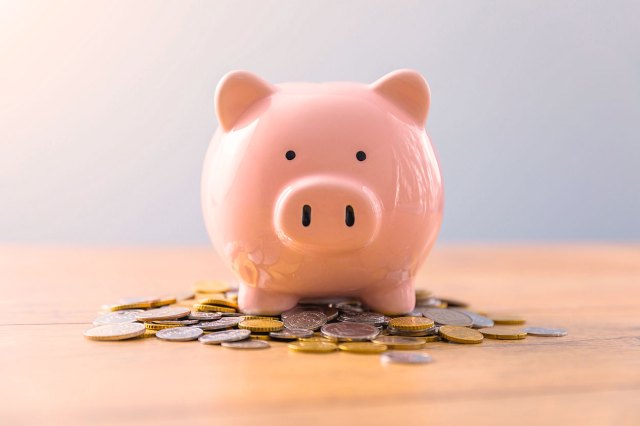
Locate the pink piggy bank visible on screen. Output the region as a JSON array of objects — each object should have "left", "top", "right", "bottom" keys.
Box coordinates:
[{"left": 201, "top": 69, "right": 443, "bottom": 315}]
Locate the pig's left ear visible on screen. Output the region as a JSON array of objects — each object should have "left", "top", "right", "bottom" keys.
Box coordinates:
[
  {"left": 370, "top": 69, "right": 431, "bottom": 127},
  {"left": 215, "top": 70, "right": 277, "bottom": 131}
]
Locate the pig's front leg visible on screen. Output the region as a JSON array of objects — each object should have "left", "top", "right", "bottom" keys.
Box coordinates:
[
  {"left": 238, "top": 283, "right": 299, "bottom": 315},
  {"left": 358, "top": 281, "right": 415, "bottom": 315}
]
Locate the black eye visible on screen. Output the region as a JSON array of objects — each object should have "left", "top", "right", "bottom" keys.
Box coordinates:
[
  {"left": 356, "top": 151, "right": 366, "bottom": 161},
  {"left": 285, "top": 150, "right": 296, "bottom": 160}
]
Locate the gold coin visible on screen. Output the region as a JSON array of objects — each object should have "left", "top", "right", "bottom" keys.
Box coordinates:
[
  {"left": 478, "top": 326, "right": 527, "bottom": 340},
  {"left": 288, "top": 341, "right": 337, "bottom": 353},
  {"left": 250, "top": 334, "right": 271, "bottom": 340},
  {"left": 388, "top": 316, "right": 435, "bottom": 331},
  {"left": 193, "top": 280, "right": 231, "bottom": 294},
  {"left": 193, "top": 303, "right": 236, "bottom": 313},
  {"left": 299, "top": 336, "right": 337, "bottom": 343},
  {"left": 488, "top": 314, "right": 526, "bottom": 325},
  {"left": 372, "top": 336, "right": 427, "bottom": 349},
  {"left": 423, "top": 335, "right": 441, "bottom": 343},
  {"left": 145, "top": 322, "right": 183, "bottom": 331},
  {"left": 238, "top": 319, "right": 284, "bottom": 332},
  {"left": 141, "top": 329, "right": 157, "bottom": 338},
  {"left": 414, "top": 288, "right": 432, "bottom": 299},
  {"left": 439, "top": 325, "right": 484, "bottom": 344},
  {"left": 197, "top": 298, "right": 239, "bottom": 309},
  {"left": 338, "top": 342, "right": 388, "bottom": 354},
  {"left": 241, "top": 315, "right": 281, "bottom": 321},
  {"left": 150, "top": 296, "right": 177, "bottom": 308}
]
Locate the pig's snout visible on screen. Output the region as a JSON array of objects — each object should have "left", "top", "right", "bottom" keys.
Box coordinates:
[{"left": 274, "top": 176, "right": 381, "bottom": 252}]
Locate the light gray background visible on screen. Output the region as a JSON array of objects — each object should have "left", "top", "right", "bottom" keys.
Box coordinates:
[{"left": 1, "top": 0, "right": 638, "bottom": 244}]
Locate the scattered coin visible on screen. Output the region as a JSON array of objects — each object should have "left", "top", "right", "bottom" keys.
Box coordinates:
[
  {"left": 197, "top": 297, "right": 239, "bottom": 309},
  {"left": 269, "top": 329, "right": 314, "bottom": 340},
  {"left": 288, "top": 341, "right": 338, "bottom": 353},
  {"left": 452, "top": 309, "right": 495, "bottom": 328},
  {"left": 283, "top": 311, "right": 327, "bottom": 331},
  {"left": 238, "top": 318, "right": 284, "bottom": 333},
  {"left": 222, "top": 340, "right": 270, "bottom": 349},
  {"left": 145, "top": 322, "right": 183, "bottom": 331},
  {"left": 388, "top": 316, "right": 435, "bottom": 331},
  {"left": 372, "top": 336, "right": 427, "bottom": 349},
  {"left": 92, "top": 310, "right": 142, "bottom": 326},
  {"left": 195, "top": 317, "right": 243, "bottom": 330},
  {"left": 156, "top": 327, "right": 203, "bottom": 342},
  {"left": 198, "top": 329, "right": 251, "bottom": 344},
  {"left": 488, "top": 314, "right": 526, "bottom": 325},
  {"left": 381, "top": 351, "right": 433, "bottom": 365},
  {"left": 189, "top": 311, "right": 223, "bottom": 321},
  {"left": 420, "top": 308, "right": 473, "bottom": 327},
  {"left": 193, "top": 303, "right": 236, "bottom": 313},
  {"left": 523, "top": 327, "right": 567, "bottom": 337},
  {"left": 321, "top": 322, "right": 380, "bottom": 341},
  {"left": 338, "top": 312, "right": 387, "bottom": 325},
  {"left": 135, "top": 307, "right": 191, "bottom": 322},
  {"left": 439, "top": 325, "right": 484, "bottom": 344},
  {"left": 152, "top": 319, "right": 199, "bottom": 326},
  {"left": 84, "top": 323, "right": 146, "bottom": 341},
  {"left": 338, "top": 342, "right": 388, "bottom": 353},
  {"left": 478, "top": 326, "right": 527, "bottom": 340}
]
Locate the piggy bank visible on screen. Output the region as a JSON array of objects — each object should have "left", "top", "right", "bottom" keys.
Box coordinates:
[{"left": 201, "top": 69, "right": 443, "bottom": 315}]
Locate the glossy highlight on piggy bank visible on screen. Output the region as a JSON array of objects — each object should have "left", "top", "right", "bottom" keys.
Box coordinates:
[{"left": 202, "top": 69, "right": 443, "bottom": 315}]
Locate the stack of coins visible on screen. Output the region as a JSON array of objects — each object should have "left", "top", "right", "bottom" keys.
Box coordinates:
[{"left": 84, "top": 282, "right": 568, "bottom": 364}]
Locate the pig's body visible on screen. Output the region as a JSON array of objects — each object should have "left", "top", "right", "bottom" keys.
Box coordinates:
[{"left": 202, "top": 70, "right": 443, "bottom": 315}]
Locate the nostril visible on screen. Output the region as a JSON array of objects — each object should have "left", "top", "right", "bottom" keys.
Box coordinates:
[
  {"left": 345, "top": 205, "right": 355, "bottom": 227},
  {"left": 302, "top": 204, "right": 311, "bottom": 227}
]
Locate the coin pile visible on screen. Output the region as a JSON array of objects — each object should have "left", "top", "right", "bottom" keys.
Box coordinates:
[{"left": 84, "top": 281, "right": 567, "bottom": 365}]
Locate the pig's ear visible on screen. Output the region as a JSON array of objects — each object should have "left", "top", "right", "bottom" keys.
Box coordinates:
[
  {"left": 215, "top": 71, "right": 276, "bottom": 131},
  {"left": 370, "top": 69, "right": 431, "bottom": 127}
]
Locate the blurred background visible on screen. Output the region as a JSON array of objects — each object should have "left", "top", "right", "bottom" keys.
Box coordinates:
[{"left": 1, "top": 0, "right": 638, "bottom": 245}]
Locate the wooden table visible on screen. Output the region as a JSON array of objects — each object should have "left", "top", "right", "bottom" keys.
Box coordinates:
[{"left": 1, "top": 245, "right": 639, "bottom": 425}]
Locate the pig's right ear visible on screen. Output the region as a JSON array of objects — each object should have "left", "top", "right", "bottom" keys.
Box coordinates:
[{"left": 215, "top": 71, "right": 276, "bottom": 131}]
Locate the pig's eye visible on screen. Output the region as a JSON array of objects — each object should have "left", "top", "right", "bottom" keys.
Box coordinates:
[
  {"left": 285, "top": 150, "right": 296, "bottom": 160},
  {"left": 356, "top": 151, "right": 367, "bottom": 161}
]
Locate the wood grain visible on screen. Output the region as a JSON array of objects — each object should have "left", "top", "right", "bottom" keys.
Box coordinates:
[{"left": 1, "top": 244, "right": 639, "bottom": 425}]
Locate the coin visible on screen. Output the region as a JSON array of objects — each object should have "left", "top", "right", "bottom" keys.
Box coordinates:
[
  {"left": 193, "top": 280, "right": 231, "bottom": 293},
  {"left": 388, "top": 316, "right": 435, "bottom": 331},
  {"left": 523, "top": 327, "right": 567, "bottom": 337},
  {"left": 197, "top": 297, "right": 238, "bottom": 309},
  {"left": 152, "top": 319, "right": 199, "bottom": 326},
  {"left": 222, "top": 340, "right": 270, "bottom": 349},
  {"left": 299, "top": 336, "right": 337, "bottom": 343},
  {"left": 156, "top": 326, "right": 203, "bottom": 342},
  {"left": 92, "top": 310, "right": 142, "bottom": 326},
  {"left": 145, "top": 322, "right": 183, "bottom": 331},
  {"left": 283, "top": 311, "right": 327, "bottom": 331},
  {"left": 452, "top": 309, "right": 494, "bottom": 328},
  {"left": 198, "top": 329, "right": 251, "bottom": 344},
  {"left": 83, "top": 323, "right": 146, "bottom": 341},
  {"left": 269, "top": 329, "right": 314, "bottom": 340},
  {"left": 288, "top": 341, "right": 338, "bottom": 353},
  {"left": 192, "top": 303, "right": 236, "bottom": 313},
  {"left": 150, "top": 296, "right": 177, "bottom": 308},
  {"left": 478, "top": 326, "right": 527, "bottom": 340},
  {"left": 380, "top": 351, "right": 433, "bottom": 364},
  {"left": 338, "top": 342, "right": 388, "bottom": 353},
  {"left": 135, "top": 307, "right": 191, "bottom": 322},
  {"left": 337, "top": 312, "right": 387, "bottom": 325},
  {"left": 420, "top": 308, "right": 473, "bottom": 327},
  {"left": 439, "top": 325, "right": 484, "bottom": 344},
  {"left": 335, "top": 301, "right": 364, "bottom": 313},
  {"left": 488, "top": 314, "right": 526, "bottom": 325},
  {"left": 189, "top": 311, "right": 223, "bottom": 321},
  {"left": 320, "top": 322, "right": 380, "bottom": 341},
  {"left": 372, "top": 336, "right": 427, "bottom": 350},
  {"left": 238, "top": 319, "right": 284, "bottom": 332},
  {"left": 387, "top": 325, "right": 437, "bottom": 337},
  {"left": 195, "top": 317, "right": 243, "bottom": 330}
]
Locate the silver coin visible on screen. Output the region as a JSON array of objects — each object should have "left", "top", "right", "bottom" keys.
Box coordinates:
[
  {"left": 338, "top": 312, "right": 387, "bottom": 325},
  {"left": 414, "top": 297, "right": 444, "bottom": 308},
  {"left": 452, "top": 309, "right": 494, "bottom": 328},
  {"left": 523, "top": 327, "right": 567, "bottom": 337},
  {"left": 135, "top": 307, "right": 191, "bottom": 322},
  {"left": 189, "top": 311, "right": 222, "bottom": 321},
  {"left": 198, "top": 329, "right": 251, "bottom": 344},
  {"left": 336, "top": 301, "right": 364, "bottom": 313},
  {"left": 284, "top": 311, "right": 328, "bottom": 331},
  {"left": 420, "top": 308, "right": 472, "bottom": 327},
  {"left": 381, "top": 351, "right": 433, "bottom": 365},
  {"left": 153, "top": 319, "right": 199, "bottom": 326},
  {"left": 156, "top": 326, "right": 203, "bottom": 341},
  {"left": 83, "top": 323, "right": 146, "bottom": 341},
  {"left": 221, "top": 340, "right": 270, "bottom": 349},
  {"left": 321, "top": 322, "right": 380, "bottom": 341},
  {"left": 269, "top": 329, "right": 314, "bottom": 340},
  {"left": 195, "top": 316, "right": 243, "bottom": 330},
  {"left": 92, "top": 310, "right": 142, "bottom": 326},
  {"left": 387, "top": 325, "right": 438, "bottom": 337}
]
